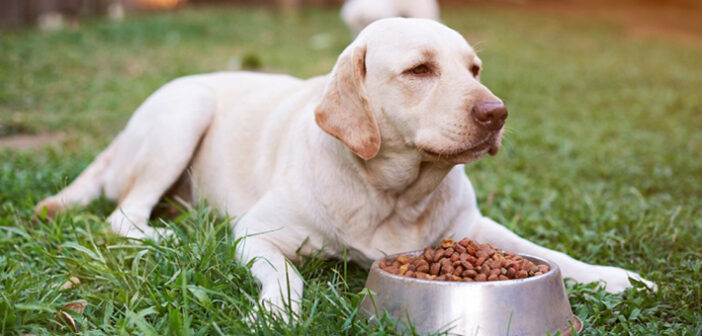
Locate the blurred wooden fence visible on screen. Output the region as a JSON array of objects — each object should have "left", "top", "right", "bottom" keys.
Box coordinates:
[{"left": 0, "top": 0, "right": 344, "bottom": 28}]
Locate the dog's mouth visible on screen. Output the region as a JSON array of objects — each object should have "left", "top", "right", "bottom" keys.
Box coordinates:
[{"left": 418, "top": 134, "right": 501, "bottom": 161}]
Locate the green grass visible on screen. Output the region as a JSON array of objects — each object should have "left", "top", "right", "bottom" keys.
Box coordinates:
[{"left": 1, "top": 4, "right": 701, "bottom": 335}]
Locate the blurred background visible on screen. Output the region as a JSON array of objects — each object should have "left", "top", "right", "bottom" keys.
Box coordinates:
[{"left": 2, "top": 0, "right": 702, "bottom": 30}]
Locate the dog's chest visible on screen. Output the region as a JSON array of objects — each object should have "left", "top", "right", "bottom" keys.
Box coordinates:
[{"left": 328, "top": 188, "right": 454, "bottom": 265}]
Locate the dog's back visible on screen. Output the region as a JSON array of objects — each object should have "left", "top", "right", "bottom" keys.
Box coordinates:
[{"left": 186, "top": 72, "right": 326, "bottom": 214}]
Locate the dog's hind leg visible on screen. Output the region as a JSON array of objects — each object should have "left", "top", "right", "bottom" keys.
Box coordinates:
[
  {"left": 35, "top": 134, "right": 123, "bottom": 217},
  {"left": 37, "top": 78, "right": 216, "bottom": 240}
]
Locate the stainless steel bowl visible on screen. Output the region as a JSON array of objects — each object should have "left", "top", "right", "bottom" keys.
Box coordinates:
[{"left": 361, "top": 252, "right": 582, "bottom": 335}]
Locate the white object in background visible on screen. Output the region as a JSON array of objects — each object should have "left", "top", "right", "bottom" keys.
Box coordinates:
[
  {"left": 108, "top": 1, "right": 126, "bottom": 21},
  {"left": 341, "top": 0, "right": 440, "bottom": 34},
  {"left": 37, "top": 11, "right": 65, "bottom": 31}
]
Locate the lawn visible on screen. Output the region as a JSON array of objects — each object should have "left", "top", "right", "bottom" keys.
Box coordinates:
[{"left": 1, "top": 4, "right": 701, "bottom": 335}]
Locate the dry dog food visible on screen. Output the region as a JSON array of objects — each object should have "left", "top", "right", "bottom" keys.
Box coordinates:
[{"left": 379, "top": 238, "right": 550, "bottom": 282}]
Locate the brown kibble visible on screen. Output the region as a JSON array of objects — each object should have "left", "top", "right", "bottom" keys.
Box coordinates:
[
  {"left": 430, "top": 263, "right": 441, "bottom": 276},
  {"left": 494, "top": 255, "right": 506, "bottom": 268},
  {"left": 460, "top": 261, "right": 473, "bottom": 270},
  {"left": 476, "top": 249, "right": 489, "bottom": 259},
  {"left": 441, "top": 238, "right": 454, "bottom": 248},
  {"left": 489, "top": 260, "right": 501, "bottom": 270},
  {"left": 507, "top": 267, "right": 516, "bottom": 277},
  {"left": 434, "top": 248, "right": 445, "bottom": 262},
  {"left": 398, "top": 264, "right": 409, "bottom": 275},
  {"left": 454, "top": 244, "right": 466, "bottom": 253},
  {"left": 396, "top": 254, "right": 410, "bottom": 265},
  {"left": 379, "top": 238, "right": 550, "bottom": 282},
  {"left": 440, "top": 257, "right": 452, "bottom": 266},
  {"left": 423, "top": 248, "right": 434, "bottom": 262},
  {"left": 463, "top": 277, "right": 474, "bottom": 282},
  {"left": 538, "top": 264, "right": 550, "bottom": 273},
  {"left": 485, "top": 246, "right": 497, "bottom": 257}
]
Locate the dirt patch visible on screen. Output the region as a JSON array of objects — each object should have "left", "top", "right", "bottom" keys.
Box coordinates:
[{"left": 0, "top": 132, "right": 65, "bottom": 151}]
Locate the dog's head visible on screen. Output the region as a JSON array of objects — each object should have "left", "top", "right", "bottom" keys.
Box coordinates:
[{"left": 315, "top": 18, "right": 506, "bottom": 163}]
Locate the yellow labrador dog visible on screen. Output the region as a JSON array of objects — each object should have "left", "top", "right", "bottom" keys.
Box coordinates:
[{"left": 37, "top": 18, "right": 653, "bottom": 316}]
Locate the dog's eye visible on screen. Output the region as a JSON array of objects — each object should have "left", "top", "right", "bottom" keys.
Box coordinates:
[
  {"left": 406, "top": 64, "right": 432, "bottom": 76},
  {"left": 470, "top": 65, "right": 481, "bottom": 77}
]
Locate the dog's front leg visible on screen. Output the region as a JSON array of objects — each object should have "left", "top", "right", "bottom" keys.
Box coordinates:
[
  {"left": 233, "top": 193, "right": 312, "bottom": 321},
  {"left": 452, "top": 212, "right": 655, "bottom": 293},
  {"left": 238, "top": 234, "right": 302, "bottom": 320}
]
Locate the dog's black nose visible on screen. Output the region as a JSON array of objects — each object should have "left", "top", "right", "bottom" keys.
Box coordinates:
[{"left": 471, "top": 101, "right": 508, "bottom": 131}]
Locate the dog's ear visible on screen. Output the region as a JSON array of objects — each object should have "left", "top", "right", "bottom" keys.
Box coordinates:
[{"left": 315, "top": 45, "right": 381, "bottom": 160}]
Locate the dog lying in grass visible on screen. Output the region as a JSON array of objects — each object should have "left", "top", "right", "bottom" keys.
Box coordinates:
[{"left": 36, "top": 18, "right": 654, "bottom": 318}]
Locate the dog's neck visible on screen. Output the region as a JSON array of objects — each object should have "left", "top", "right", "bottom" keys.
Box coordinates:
[
  {"left": 312, "top": 107, "right": 455, "bottom": 204},
  {"left": 350, "top": 146, "right": 454, "bottom": 203}
]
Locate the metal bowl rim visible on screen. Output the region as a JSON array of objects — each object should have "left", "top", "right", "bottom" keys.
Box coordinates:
[{"left": 371, "top": 251, "right": 559, "bottom": 287}]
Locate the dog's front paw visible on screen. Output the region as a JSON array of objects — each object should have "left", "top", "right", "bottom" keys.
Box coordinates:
[
  {"left": 245, "top": 292, "right": 296, "bottom": 326},
  {"left": 259, "top": 289, "right": 298, "bottom": 321},
  {"left": 593, "top": 265, "right": 657, "bottom": 293}
]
